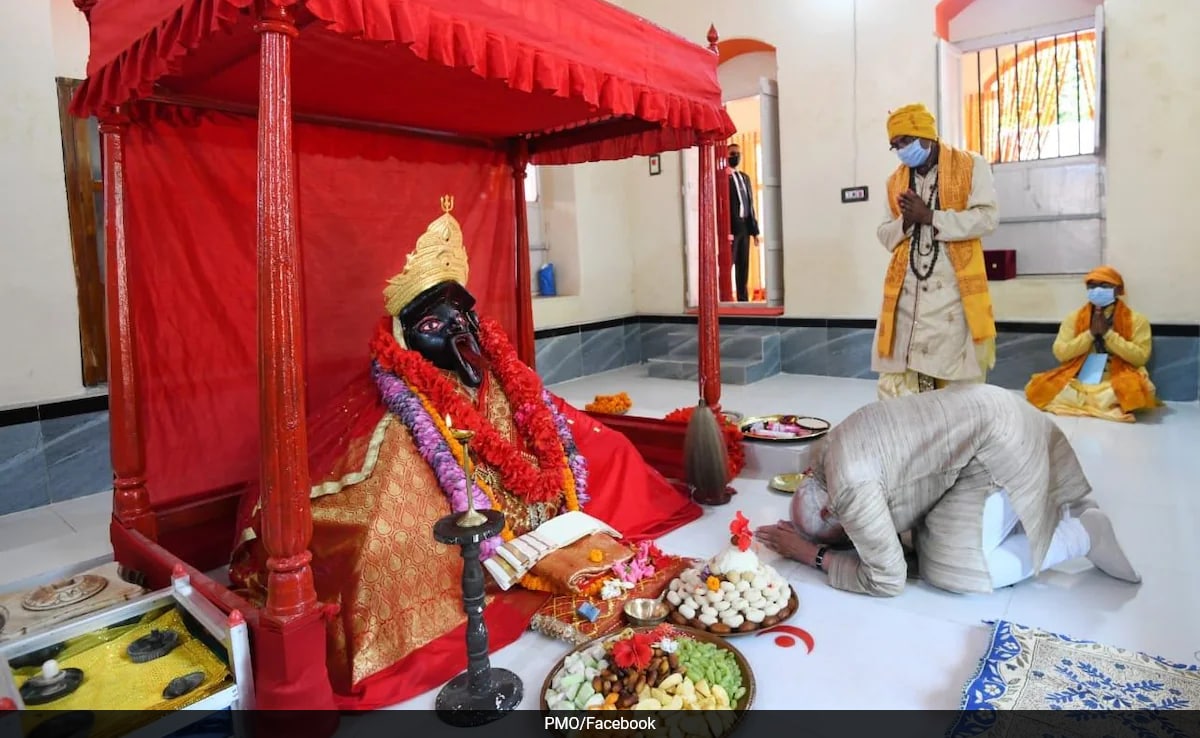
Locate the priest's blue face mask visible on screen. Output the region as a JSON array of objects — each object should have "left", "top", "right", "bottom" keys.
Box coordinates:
[
  {"left": 1087, "top": 286, "right": 1117, "bottom": 308},
  {"left": 896, "top": 138, "right": 932, "bottom": 168}
]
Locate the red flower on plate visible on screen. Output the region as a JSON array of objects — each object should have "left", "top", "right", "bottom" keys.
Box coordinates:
[
  {"left": 730, "top": 510, "right": 752, "bottom": 552},
  {"left": 612, "top": 633, "right": 654, "bottom": 671}
]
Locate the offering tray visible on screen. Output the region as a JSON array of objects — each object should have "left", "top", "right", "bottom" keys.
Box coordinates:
[
  {"left": 738, "top": 415, "right": 830, "bottom": 443},
  {"left": 0, "top": 557, "right": 146, "bottom": 644},
  {"left": 663, "top": 514, "right": 800, "bottom": 640},
  {"left": 767, "top": 472, "right": 806, "bottom": 494},
  {"left": 541, "top": 625, "right": 754, "bottom": 738},
  {"left": 666, "top": 590, "right": 799, "bottom": 638}
]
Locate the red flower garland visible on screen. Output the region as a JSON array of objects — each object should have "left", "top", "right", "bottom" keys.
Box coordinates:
[
  {"left": 663, "top": 406, "right": 746, "bottom": 481},
  {"left": 370, "top": 316, "right": 568, "bottom": 503}
]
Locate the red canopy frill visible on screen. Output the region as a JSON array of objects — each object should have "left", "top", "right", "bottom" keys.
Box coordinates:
[{"left": 71, "top": 0, "right": 734, "bottom": 164}]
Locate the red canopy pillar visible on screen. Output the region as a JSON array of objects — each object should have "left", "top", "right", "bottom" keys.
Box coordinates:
[
  {"left": 250, "top": 2, "right": 335, "bottom": 714},
  {"left": 699, "top": 27, "right": 723, "bottom": 408},
  {"left": 99, "top": 111, "right": 155, "bottom": 542},
  {"left": 715, "top": 137, "right": 733, "bottom": 303},
  {"left": 511, "top": 139, "right": 536, "bottom": 366},
  {"left": 710, "top": 28, "right": 733, "bottom": 304}
]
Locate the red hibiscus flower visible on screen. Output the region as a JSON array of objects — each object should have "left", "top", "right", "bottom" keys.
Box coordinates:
[
  {"left": 612, "top": 633, "right": 654, "bottom": 671},
  {"left": 730, "top": 510, "right": 752, "bottom": 552}
]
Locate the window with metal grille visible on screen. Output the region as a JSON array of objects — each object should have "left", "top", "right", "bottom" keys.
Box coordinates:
[{"left": 961, "top": 29, "right": 1097, "bottom": 164}]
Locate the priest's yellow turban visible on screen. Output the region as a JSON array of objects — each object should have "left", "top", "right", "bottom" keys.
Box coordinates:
[
  {"left": 887, "top": 104, "right": 938, "bottom": 141},
  {"left": 1085, "top": 265, "right": 1124, "bottom": 289}
]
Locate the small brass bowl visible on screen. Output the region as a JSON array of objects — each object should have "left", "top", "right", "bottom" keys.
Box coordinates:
[{"left": 623, "top": 598, "right": 668, "bottom": 627}]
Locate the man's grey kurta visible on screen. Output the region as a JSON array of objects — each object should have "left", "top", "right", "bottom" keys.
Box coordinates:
[{"left": 814, "top": 384, "right": 1095, "bottom": 596}]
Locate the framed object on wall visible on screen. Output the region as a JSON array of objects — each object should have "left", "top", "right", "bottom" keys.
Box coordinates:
[{"left": 648, "top": 154, "right": 662, "bottom": 176}]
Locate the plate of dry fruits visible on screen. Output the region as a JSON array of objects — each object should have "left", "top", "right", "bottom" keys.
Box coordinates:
[{"left": 541, "top": 623, "right": 753, "bottom": 737}]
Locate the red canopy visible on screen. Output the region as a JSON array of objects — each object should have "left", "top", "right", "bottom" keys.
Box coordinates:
[
  {"left": 76, "top": 0, "right": 732, "bottom": 713},
  {"left": 72, "top": 0, "right": 733, "bottom": 164}
]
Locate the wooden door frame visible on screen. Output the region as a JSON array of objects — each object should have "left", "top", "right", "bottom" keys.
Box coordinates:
[{"left": 56, "top": 77, "right": 107, "bottom": 387}]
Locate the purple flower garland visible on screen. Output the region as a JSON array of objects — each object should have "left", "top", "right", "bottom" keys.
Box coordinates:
[
  {"left": 371, "top": 362, "right": 589, "bottom": 561},
  {"left": 544, "top": 390, "right": 589, "bottom": 507}
]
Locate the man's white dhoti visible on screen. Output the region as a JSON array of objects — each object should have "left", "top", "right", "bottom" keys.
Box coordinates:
[{"left": 982, "top": 489, "right": 1091, "bottom": 589}]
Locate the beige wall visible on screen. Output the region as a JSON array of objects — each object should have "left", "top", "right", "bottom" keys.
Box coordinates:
[
  {"left": 531, "top": 161, "right": 640, "bottom": 329},
  {"left": 609, "top": 0, "right": 1200, "bottom": 325},
  {"left": 0, "top": 0, "right": 91, "bottom": 409}
]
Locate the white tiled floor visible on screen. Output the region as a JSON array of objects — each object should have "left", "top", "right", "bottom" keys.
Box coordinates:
[{"left": 3, "top": 366, "right": 1199, "bottom": 710}]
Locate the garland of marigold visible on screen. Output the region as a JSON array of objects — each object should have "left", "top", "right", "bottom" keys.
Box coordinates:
[
  {"left": 371, "top": 316, "right": 569, "bottom": 503},
  {"left": 585, "top": 392, "right": 632, "bottom": 415}
]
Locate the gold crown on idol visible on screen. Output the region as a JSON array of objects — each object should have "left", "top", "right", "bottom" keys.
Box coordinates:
[{"left": 384, "top": 195, "right": 470, "bottom": 316}]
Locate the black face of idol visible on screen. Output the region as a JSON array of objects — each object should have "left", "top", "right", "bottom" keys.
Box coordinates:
[{"left": 399, "top": 282, "right": 485, "bottom": 388}]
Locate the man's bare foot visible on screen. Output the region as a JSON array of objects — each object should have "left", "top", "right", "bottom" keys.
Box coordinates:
[{"left": 1081, "top": 509, "right": 1141, "bottom": 584}]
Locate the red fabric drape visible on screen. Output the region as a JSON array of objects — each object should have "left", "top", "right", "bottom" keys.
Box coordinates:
[
  {"left": 71, "top": 0, "right": 734, "bottom": 164},
  {"left": 122, "top": 110, "right": 515, "bottom": 509}
]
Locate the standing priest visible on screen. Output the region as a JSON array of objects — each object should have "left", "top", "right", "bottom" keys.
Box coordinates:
[{"left": 872, "top": 103, "right": 1000, "bottom": 399}]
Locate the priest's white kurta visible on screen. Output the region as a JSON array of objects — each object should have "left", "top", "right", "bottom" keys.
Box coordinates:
[{"left": 872, "top": 153, "right": 999, "bottom": 383}]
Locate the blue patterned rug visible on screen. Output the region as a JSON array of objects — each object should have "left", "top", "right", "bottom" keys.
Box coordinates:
[{"left": 950, "top": 620, "right": 1200, "bottom": 738}]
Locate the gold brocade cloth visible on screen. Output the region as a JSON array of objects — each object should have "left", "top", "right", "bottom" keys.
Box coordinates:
[
  {"left": 230, "top": 369, "right": 566, "bottom": 694},
  {"left": 12, "top": 607, "right": 230, "bottom": 736}
]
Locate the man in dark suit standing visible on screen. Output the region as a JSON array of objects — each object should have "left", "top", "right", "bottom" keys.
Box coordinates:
[{"left": 727, "top": 144, "right": 759, "bottom": 302}]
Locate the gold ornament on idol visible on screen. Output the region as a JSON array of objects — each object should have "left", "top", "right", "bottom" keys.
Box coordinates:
[
  {"left": 446, "top": 414, "right": 487, "bottom": 528},
  {"left": 383, "top": 195, "right": 470, "bottom": 317}
]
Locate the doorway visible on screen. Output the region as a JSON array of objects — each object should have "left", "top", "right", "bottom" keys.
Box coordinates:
[
  {"left": 683, "top": 84, "right": 783, "bottom": 309},
  {"left": 683, "top": 41, "right": 782, "bottom": 311}
]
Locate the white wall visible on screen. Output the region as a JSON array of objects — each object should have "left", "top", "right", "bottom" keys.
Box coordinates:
[
  {"left": 531, "top": 161, "right": 639, "bottom": 329},
  {"left": 718, "top": 51, "right": 776, "bottom": 102},
  {"left": 0, "top": 1, "right": 91, "bottom": 409},
  {"left": 1101, "top": 0, "right": 1200, "bottom": 321},
  {"left": 609, "top": 0, "right": 1200, "bottom": 325},
  {"left": 50, "top": 0, "right": 89, "bottom": 78}
]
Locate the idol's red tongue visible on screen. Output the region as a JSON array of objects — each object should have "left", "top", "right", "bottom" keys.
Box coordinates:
[{"left": 450, "top": 333, "right": 484, "bottom": 386}]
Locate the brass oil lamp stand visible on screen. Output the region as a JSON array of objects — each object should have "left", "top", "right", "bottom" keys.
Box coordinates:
[{"left": 433, "top": 419, "right": 522, "bottom": 726}]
